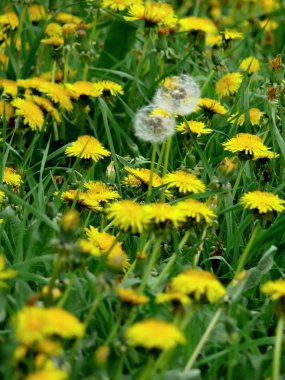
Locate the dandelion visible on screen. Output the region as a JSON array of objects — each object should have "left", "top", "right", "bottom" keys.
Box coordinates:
[
  {"left": 101, "top": 0, "right": 140, "bottom": 11},
  {"left": 179, "top": 16, "right": 217, "bottom": 34},
  {"left": 216, "top": 73, "right": 243, "bottom": 97},
  {"left": 38, "top": 82, "right": 73, "bottom": 111},
  {"left": 94, "top": 80, "right": 124, "bottom": 97},
  {"left": 133, "top": 104, "right": 176, "bottom": 144},
  {"left": 156, "top": 292, "right": 190, "bottom": 305},
  {"left": 28, "top": 4, "right": 46, "bottom": 22},
  {"left": 45, "top": 23, "right": 63, "bottom": 36},
  {"left": 41, "top": 36, "right": 64, "bottom": 47},
  {"left": 144, "top": 203, "right": 186, "bottom": 228},
  {"left": 124, "top": 166, "right": 163, "bottom": 188},
  {"left": 175, "top": 199, "right": 217, "bottom": 224},
  {"left": 228, "top": 108, "right": 263, "bottom": 126},
  {"left": 0, "top": 79, "right": 18, "bottom": 97},
  {"left": 222, "top": 29, "right": 243, "bottom": 41},
  {"left": 0, "top": 256, "right": 16, "bottom": 287},
  {"left": 176, "top": 121, "right": 212, "bottom": 137},
  {"left": 3, "top": 167, "right": 22, "bottom": 187},
  {"left": 56, "top": 12, "right": 82, "bottom": 25},
  {"left": 240, "top": 191, "right": 285, "bottom": 214},
  {"left": 0, "top": 100, "right": 13, "bottom": 119},
  {"left": 24, "top": 368, "right": 68, "bottom": 380},
  {"left": 125, "top": 2, "right": 177, "bottom": 28},
  {"left": 125, "top": 319, "right": 185, "bottom": 350},
  {"left": 106, "top": 200, "right": 150, "bottom": 233},
  {"left": 85, "top": 226, "right": 121, "bottom": 253},
  {"left": 261, "top": 280, "right": 285, "bottom": 301},
  {"left": 0, "top": 12, "right": 19, "bottom": 30},
  {"left": 153, "top": 75, "right": 200, "bottom": 116},
  {"left": 117, "top": 287, "right": 149, "bottom": 305},
  {"left": 239, "top": 56, "right": 260, "bottom": 74},
  {"left": 222, "top": 133, "right": 271, "bottom": 159},
  {"left": 170, "top": 269, "right": 226, "bottom": 303},
  {"left": 28, "top": 95, "right": 61, "bottom": 123},
  {"left": 163, "top": 170, "right": 206, "bottom": 194},
  {"left": 11, "top": 98, "right": 44, "bottom": 131},
  {"left": 65, "top": 81, "right": 100, "bottom": 99},
  {"left": 65, "top": 135, "right": 111, "bottom": 162},
  {"left": 197, "top": 98, "right": 227, "bottom": 115}
]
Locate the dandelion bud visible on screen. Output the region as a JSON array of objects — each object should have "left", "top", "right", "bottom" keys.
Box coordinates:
[
  {"left": 60, "top": 210, "right": 80, "bottom": 233},
  {"left": 133, "top": 104, "right": 176, "bottom": 144},
  {"left": 153, "top": 74, "right": 200, "bottom": 116},
  {"left": 94, "top": 344, "right": 110, "bottom": 366}
]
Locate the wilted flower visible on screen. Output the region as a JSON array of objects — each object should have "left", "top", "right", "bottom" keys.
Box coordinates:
[
  {"left": 153, "top": 75, "right": 200, "bottom": 115},
  {"left": 133, "top": 105, "right": 176, "bottom": 144}
]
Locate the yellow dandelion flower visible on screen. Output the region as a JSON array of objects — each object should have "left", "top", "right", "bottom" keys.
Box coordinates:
[
  {"left": 222, "top": 133, "right": 271, "bottom": 158},
  {"left": 0, "top": 256, "right": 16, "bottom": 288},
  {"left": 0, "top": 191, "right": 5, "bottom": 202},
  {"left": 78, "top": 239, "right": 101, "bottom": 256},
  {"left": 24, "top": 368, "right": 68, "bottom": 380},
  {"left": 14, "top": 306, "right": 84, "bottom": 345},
  {"left": 176, "top": 121, "right": 212, "bottom": 137},
  {"left": 197, "top": 98, "right": 227, "bottom": 115},
  {"left": 65, "top": 81, "right": 100, "bottom": 99},
  {"left": 228, "top": 108, "right": 263, "bottom": 126},
  {"left": 124, "top": 166, "right": 162, "bottom": 188},
  {"left": 0, "top": 100, "right": 13, "bottom": 119},
  {"left": 239, "top": 56, "right": 260, "bottom": 74},
  {"left": 148, "top": 107, "right": 172, "bottom": 118},
  {"left": 205, "top": 34, "right": 222, "bottom": 47},
  {"left": 253, "top": 150, "right": 279, "bottom": 160},
  {"left": 85, "top": 225, "right": 122, "bottom": 253},
  {"left": 28, "top": 95, "right": 61, "bottom": 123},
  {"left": 38, "top": 82, "right": 73, "bottom": 111},
  {"left": 222, "top": 29, "right": 243, "bottom": 40},
  {"left": 240, "top": 191, "right": 285, "bottom": 214},
  {"left": 3, "top": 167, "right": 22, "bottom": 187},
  {"left": 101, "top": 0, "right": 141, "bottom": 11},
  {"left": 261, "top": 0, "right": 279, "bottom": 12},
  {"left": 261, "top": 280, "right": 285, "bottom": 301},
  {"left": 218, "top": 157, "right": 238, "bottom": 176},
  {"left": 60, "top": 189, "right": 87, "bottom": 205},
  {"left": 122, "top": 174, "right": 142, "bottom": 188},
  {"left": 179, "top": 16, "right": 217, "bottom": 34},
  {"left": 117, "top": 287, "right": 149, "bottom": 305},
  {"left": 56, "top": 12, "right": 82, "bottom": 25},
  {"left": 45, "top": 23, "right": 63, "bottom": 36},
  {"left": 11, "top": 98, "right": 44, "bottom": 131},
  {"left": 0, "top": 53, "right": 8, "bottom": 68},
  {"left": 94, "top": 80, "right": 124, "bottom": 97},
  {"left": 163, "top": 170, "right": 206, "bottom": 194},
  {"left": 62, "top": 23, "right": 78, "bottom": 36},
  {"left": 82, "top": 182, "right": 120, "bottom": 207},
  {"left": 0, "top": 12, "right": 19, "bottom": 30},
  {"left": 216, "top": 73, "right": 243, "bottom": 97},
  {"left": 175, "top": 199, "right": 217, "bottom": 224},
  {"left": 41, "top": 286, "right": 62, "bottom": 301},
  {"left": 259, "top": 19, "right": 278, "bottom": 31},
  {"left": 41, "top": 36, "right": 64, "bottom": 47},
  {"left": 156, "top": 292, "right": 190, "bottom": 305},
  {"left": 144, "top": 203, "right": 186, "bottom": 228},
  {"left": 17, "top": 77, "right": 46, "bottom": 90},
  {"left": 106, "top": 200, "right": 150, "bottom": 233},
  {"left": 170, "top": 269, "right": 226, "bottom": 303},
  {"left": 36, "top": 338, "right": 62, "bottom": 356},
  {"left": 65, "top": 135, "right": 110, "bottom": 162},
  {"left": 125, "top": 319, "right": 185, "bottom": 350},
  {"left": 0, "top": 79, "right": 18, "bottom": 97},
  {"left": 108, "top": 249, "right": 130, "bottom": 271},
  {"left": 125, "top": 2, "right": 177, "bottom": 28},
  {"left": 28, "top": 4, "right": 46, "bottom": 22}
]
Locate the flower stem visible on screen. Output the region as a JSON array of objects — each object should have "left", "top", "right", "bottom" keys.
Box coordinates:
[
  {"left": 140, "top": 237, "right": 161, "bottom": 292},
  {"left": 152, "top": 253, "right": 176, "bottom": 290},
  {"left": 147, "top": 143, "right": 157, "bottom": 201},
  {"left": 273, "top": 315, "right": 284, "bottom": 380},
  {"left": 184, "top": 307, "right": 222, "bottom": 372},
  {"left": 236, "top": 221, "right": 260, "bottom": 274},
  {"left": 160, "top": 136, "right": 172, "bottom": 202},
  {"left": 232, "top": 160, "right": 245, "bottom": 198}
]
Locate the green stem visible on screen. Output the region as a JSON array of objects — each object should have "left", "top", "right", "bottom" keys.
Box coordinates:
[
  {"left": 56, "top": 272, "right": 76, "bottom": 308},
  {"left": 152, "top": 253, "right": 176, "bottom": 290},
  {"left": 273, "top": 315, "right": 284, "bottom": 380},
  {"left": 51, "top": 60, "right": 57, "bottom": 83},
  {"left": 201, "top": 69, "right": 215, "bottom": 96},
  {"left": 147, "top": 143, "right": 157, "bottom": 201},
  {"left": 140, "top": 237, "right": 161, "bottom": 292},
  {"left": 232, "top": 160, "right": 245, "bottom": 198},
  {"left": 160, "top": 136, "right": 172, "bottom": 202},
  {"left": 184, "top": 307, "right": 222, "bottom": 372},
  {"left": 179, "top": 230, "right": 191, "bottom": 251},
  {"left": 63, "top": 50, "right": 69, "bottom": 83},
  {"left": 236, "top": 221, "right": 260, "bottom": 274},
  {"left": 156, "top": 141, "right": 165, "bottom": 172},
  {"left": 193, "top": 226, "right": 208, "bottom": 267}
]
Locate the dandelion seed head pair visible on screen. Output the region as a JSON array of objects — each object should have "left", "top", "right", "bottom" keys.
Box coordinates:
[{"left": 134, "top": 74, "right": 200, "bottom": 144}]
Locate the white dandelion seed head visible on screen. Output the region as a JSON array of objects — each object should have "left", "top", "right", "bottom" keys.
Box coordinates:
[
  {"left": 153, "top": 74, "right": 200, "bottom": 116},
  {"left": 133, "top": 104, "right": 176, "bottom": 144}
]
